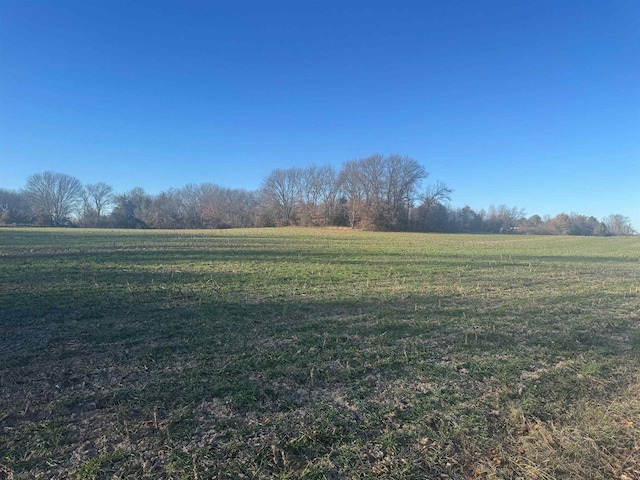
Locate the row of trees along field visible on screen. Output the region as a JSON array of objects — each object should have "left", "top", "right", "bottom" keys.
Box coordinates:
[{"left": 0, "top": 156, "right": 636, "bottom": 235}]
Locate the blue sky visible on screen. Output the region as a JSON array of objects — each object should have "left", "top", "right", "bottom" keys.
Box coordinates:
[{"left": 1, "top": 0, "right": 639, "bottom": 228}]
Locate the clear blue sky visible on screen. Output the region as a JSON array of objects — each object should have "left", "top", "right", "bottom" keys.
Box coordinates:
[{"left": 1, "top": 0, "right": 639, "bottom": 228}]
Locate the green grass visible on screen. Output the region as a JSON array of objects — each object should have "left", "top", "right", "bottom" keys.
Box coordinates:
[{"left": 1, "top": 227, "right": 639, "bottom": 479}]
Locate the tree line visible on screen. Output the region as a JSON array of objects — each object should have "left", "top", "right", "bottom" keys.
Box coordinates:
[{"left": 0, "top": 155, "right": 636, "bottom": 236}]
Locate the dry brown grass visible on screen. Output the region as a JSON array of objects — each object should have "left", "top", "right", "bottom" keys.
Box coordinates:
[{"left": 474, "top": 372, "right": 640, "bottom": 480}]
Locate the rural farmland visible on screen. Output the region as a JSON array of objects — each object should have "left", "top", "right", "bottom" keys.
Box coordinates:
[{"left": 1, "top": 228, "right": 639, "bottom": 479}]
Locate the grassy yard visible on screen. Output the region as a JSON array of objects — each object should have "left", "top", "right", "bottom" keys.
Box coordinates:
[{"left": 0, "top": 228, "right": 639, "bottom": 479}]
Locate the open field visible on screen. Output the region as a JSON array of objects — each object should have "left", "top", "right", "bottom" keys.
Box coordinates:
[{"left": 1, "top": 228, "right": 639, "bottom": 479}]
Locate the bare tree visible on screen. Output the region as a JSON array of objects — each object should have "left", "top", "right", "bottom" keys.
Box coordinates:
[
  {"left": 177, "top": 183, "right": 259, "bottom": 229},
  {"left": 315, "top": 166, "right": 341, "bottom": 226},
  {"left": 338, "top": 160, "right": 365, "bottom": 228},
  {"left": 145, "top": 190, "right": 185, "bottom": 229},
  {"left": 217, "top": 188, "right": 259, "bottom": 228},
  {"left": 200, "top": 184, "right": 239, "bottom": 228},
  {"left": 483, "top": 205, "right": 525, "bottom": 233},
  {"left": 385, "top": 155, "right": 427, "bottom": 228},
  {"left": 548, "top": 212, "right": 572, "bottom": 235},
  {"left": 338, "top": 155, "right": 428, "bottom": 230},
  {"left": 0, "top": 188, "right": 30, "bottom": 224},
  {"left": 25, "top": 171, "right": 83, "bottom": 226},
  {"left": 178, "top": 183, "right": 206, "bottom": 228},
  {"left": 604, "top": 214, "right": 636, "bottom": 236},
  {"left": 298, "top": 165, "right": 338, "bottom": 226},
  {"left": 82, "top": 182, "right": 115, "bottom": 227},
  {"left": 261, "top": 168, "right": 301, "bottom": 226},
  {"left": 197, "top": 183, "right": 224, "bottom": 228},
  {"left": 416, "top": 202, "right": 450, "bottom": 232},
  {"left": 420, "top": 181, "right": 453, "bottom": 210},
  {"left": 412, "top": 181, "right": 453, "bottom": 231}
]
